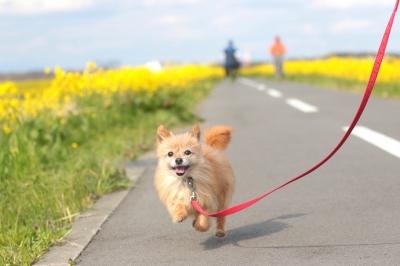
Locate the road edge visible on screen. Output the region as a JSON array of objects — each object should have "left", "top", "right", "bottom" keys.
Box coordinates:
[{"left": 34, "top": 152, "right": 155, "bottom": 266}]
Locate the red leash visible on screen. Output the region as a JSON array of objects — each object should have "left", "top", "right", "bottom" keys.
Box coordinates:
[{"left": 192, "top": 0, "right": 399, "bottom": 217}]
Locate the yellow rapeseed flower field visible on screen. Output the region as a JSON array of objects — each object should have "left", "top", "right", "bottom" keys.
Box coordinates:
[
  {"left": 241, "top": 56, "right": 400, "bottom": 83},
  {"left": 0, "top": 63, "right": 223, "bottom": 132}
]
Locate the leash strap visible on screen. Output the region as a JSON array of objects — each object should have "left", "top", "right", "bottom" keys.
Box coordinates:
[{"left": 192, "top": 0, "right": 399, "bottom": 217}]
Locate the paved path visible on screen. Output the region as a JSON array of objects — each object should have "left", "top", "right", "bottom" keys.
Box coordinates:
[{"left": 78, "top": 79, "right": 400, "bottom": 265}]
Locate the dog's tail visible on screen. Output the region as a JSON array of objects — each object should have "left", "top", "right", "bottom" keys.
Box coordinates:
[{"left": 204, "top": 126, "right": 233, "bottom": 150}]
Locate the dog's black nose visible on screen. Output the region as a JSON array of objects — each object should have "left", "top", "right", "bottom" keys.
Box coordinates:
[{"left": 175, "top": 158, "right": 183, "bottom": 165}]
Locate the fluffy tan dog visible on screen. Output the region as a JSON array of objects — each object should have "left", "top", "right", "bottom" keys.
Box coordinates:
[{"left": 154, "top": 124, "right": 235, "bottom": 237}]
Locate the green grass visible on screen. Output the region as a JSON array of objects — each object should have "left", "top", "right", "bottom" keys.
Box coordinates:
[
  {"left": 245, "top": 73, "right": 400, "bottom": 99},
  {"left": 0, "top": 79, "right": 217, "bottom": 265}
]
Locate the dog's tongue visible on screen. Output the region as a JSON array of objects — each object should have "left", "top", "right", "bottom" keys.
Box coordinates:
[{"left": 175, "top": 166, "right": 186, "bottom": 174}]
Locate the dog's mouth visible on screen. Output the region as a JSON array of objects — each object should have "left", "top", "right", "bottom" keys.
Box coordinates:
[{"left": 172, "top": 165, "right": 189, "bottom": 176}]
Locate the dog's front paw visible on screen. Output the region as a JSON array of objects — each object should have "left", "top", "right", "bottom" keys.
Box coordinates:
[
  {"left": 192, "top": 216, "right": 210, "bottom": 232},
  {"left": 173, "top": 215, "right": 187, "bottom": 223},
  {"left": 172, "top": 208, "right": 188, "bottom": 223}
]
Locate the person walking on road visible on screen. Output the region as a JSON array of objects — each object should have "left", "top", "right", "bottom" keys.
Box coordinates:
[
  {"left": 224, "top": 40, "right": 240, "bottom": 79},
  {"left": 270, "top": 36, "right": 286, "bottom": 78}
]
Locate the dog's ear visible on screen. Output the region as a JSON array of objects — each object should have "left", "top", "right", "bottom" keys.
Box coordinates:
[
  {"left": 190, "top": 124, "right": 200, "bottom": 141},
  {"left": 157, "top": 125, "right": 171, "bottom": 144}
]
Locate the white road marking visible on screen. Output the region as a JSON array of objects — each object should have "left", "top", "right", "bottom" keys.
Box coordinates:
[
  {"left": 240, "top": 78, "right": 282, "bottom": 97},
  {"left": 257, "top": 84, "right": 266, "bottom": 91},
  {"left": 286, "top": 98, "right": 318, "bottom": 113},
  {"left": 239, "top": 78, "right": 260, "bottom": 89},
  {"left": 240, "top": 79, "right": 316, "bottom": 112},
  {"left": 344, "top": 126, "right": 400, "bottom": 158},
  {"left": 267, "top": 88, "right": 282, "bottom": 98}
]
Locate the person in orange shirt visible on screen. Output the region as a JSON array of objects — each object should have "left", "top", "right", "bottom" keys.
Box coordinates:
[{"left": 270, "top": 36, "right": 286, "bottom": 78}]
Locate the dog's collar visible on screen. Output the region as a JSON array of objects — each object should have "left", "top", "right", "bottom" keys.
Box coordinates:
[
  {"left": 184, "top": 176, "right": 197, "bottom": 200},
  {"left": 184, "top": 176, "right": 194, "bottom": 189}
]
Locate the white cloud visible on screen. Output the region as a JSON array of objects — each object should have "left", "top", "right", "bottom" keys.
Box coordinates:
[
  {"left": 0, "top": 37, "right": 47, "bottom": 53},
  {"left": 0, "top": 0, "right": 94, "bottom": 15},
  {"left": 212, "top": 15, "right": 234, "bottom": 28},
  {"left": 313, "top": 0, "right": 392, "bottom": 9},
  {"left": 162, "top": 26, "right": 202, "bottom": 41},
  {"left": 301, "top": 23, "right": 317, "bottom": 35},
  {"left": 158, "top": 14, "right": 185, "bottom": 25},
  {"left": 142, "top": 0, "right": 199, "bottom": 7},
  {"left": 331, "top": 19, "right": 371, "bottom": 34}
]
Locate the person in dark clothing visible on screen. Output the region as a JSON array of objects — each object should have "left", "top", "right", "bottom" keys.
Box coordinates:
[{"left": 224, "top": 40, "right": 240, "bottom": 78}]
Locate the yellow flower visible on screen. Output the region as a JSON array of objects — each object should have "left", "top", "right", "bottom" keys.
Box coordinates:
[
  {"left": 43, "top": 67, "right": 52, "bottom": 75},
  {"left": 2, "top": 124, "right": 12, "bottom": 135},
  {"left": 242, "top": 56, "right": 400, "bottom": 83},
  {"left": 86, "top": 61, "right": 97, "bottom": 70},
  {"left": 71, "top": 143, "right": 78, "bottom": 149},
  {"left": 0, "top": 62, "right": 224, "bottom": 127},
  {"left": 10, "top": 147, "right": 19, "bottom": 155}
]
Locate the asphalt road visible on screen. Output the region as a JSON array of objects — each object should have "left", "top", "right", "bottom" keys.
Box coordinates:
[{"left": 78, "top": 78, "right": 400, "bottom": 265}]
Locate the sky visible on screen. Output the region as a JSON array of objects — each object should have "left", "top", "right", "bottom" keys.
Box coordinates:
[{"left": 0, "top": 0, "right": 399, "bottom": 72}]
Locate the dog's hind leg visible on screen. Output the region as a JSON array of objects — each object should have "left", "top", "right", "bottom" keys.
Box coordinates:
[{"left": 215, "top": 217, "right": 226, "bottom": 237}]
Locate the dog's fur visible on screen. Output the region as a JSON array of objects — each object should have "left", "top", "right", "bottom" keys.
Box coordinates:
[{"left": 154, "top": 124, "right": 235, "bottom": 237}]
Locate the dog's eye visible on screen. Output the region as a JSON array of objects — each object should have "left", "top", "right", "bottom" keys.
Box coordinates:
[
  {"left": 167, "top": 151, "right": 174, "bottom": 157},
  {"left": 184, "top": 150, "right": 191, "bottom": 155}
]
